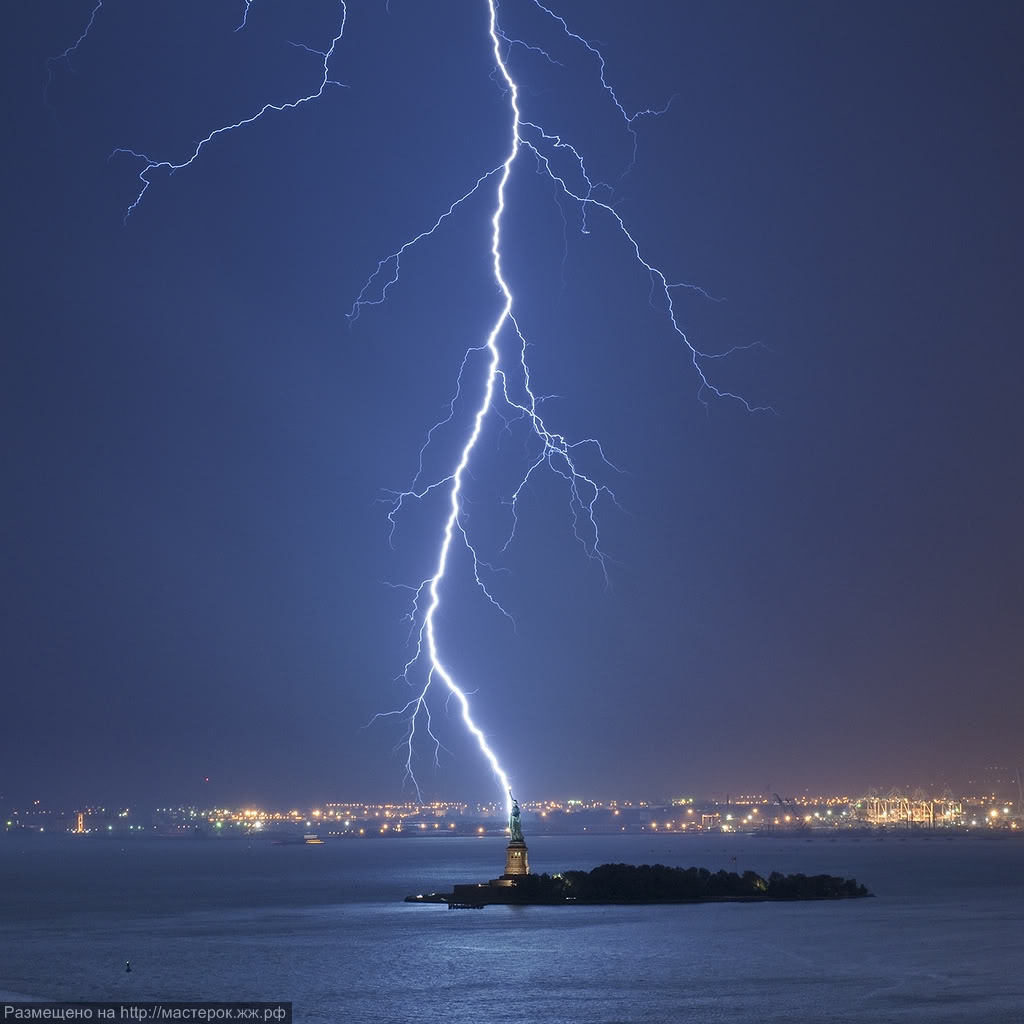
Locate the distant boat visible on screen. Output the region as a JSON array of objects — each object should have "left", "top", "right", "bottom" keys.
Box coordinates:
[{"left": 272, "top": 833, "right": 323, "bottom": 846}]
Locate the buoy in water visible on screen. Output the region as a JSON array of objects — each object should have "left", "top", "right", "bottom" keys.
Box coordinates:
[{"left": 125, "top": 961, "right": 131, "bottom": 973}]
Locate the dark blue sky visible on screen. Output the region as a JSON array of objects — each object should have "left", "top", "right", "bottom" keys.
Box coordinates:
[{"left": 4, "top": 1, "right": 1022, "bottom": 807}]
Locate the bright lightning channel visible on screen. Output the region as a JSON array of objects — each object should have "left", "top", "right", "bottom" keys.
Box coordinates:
[
  {"left": 51, "top": 0, "right": 767, "bottom": 818},
  {"left": 359, "top": 1, "right": 769, "bottom": 815}
]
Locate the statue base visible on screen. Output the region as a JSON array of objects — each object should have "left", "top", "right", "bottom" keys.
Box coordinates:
[{"left": 502, "top": 839, "right": 529, "bottom": 877}]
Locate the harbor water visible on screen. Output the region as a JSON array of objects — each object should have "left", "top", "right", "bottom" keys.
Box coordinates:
[{"left": 1, "top": 832, "right": 1022, "bottom": 1022}]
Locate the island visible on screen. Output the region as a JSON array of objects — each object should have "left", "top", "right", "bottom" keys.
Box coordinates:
[{"left": 405, "top": 863, "right": 872, "bottom": 908}]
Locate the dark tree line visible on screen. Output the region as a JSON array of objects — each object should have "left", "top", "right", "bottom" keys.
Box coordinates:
[{"left": 511, "top": 863, "right": 869, "bottom": 903}]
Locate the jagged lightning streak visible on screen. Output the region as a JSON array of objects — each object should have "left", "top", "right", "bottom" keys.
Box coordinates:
[
  {"left": 111, "top": 4, "right": 349, "bottom": 223},
  {"left": 525, "top": 0, "right": 676, "bottom": 179},
  {"left": 236, "top": 1, "right": 253, "bottom": 33},
  {"left": 362, "top": 4, "right": 630, "bottom": 811},
  {"left": 52, "top": 0, "right": 767, "bottom": 817},
  {"left": 363, "top": 2, "right": 527, "bottom": 814},
  {"left": 358, "top": 2, "right": 769, "bottom": 812},
  {"left": 43, "top": 0, "right": 103, "bottom": 112}
]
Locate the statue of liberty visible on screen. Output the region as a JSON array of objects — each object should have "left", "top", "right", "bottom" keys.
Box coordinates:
[{"left": 508, "top": 791, "right": 524, "bottom": 843}]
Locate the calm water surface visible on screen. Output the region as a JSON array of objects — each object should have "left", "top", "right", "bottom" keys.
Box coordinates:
[{"left": 1, "top": 833, "right": 1022, "bottom": 1023}]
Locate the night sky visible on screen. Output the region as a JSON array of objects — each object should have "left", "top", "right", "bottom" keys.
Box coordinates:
[{"left": 4, "top": 1, "right": 1022, "bottom": 808}]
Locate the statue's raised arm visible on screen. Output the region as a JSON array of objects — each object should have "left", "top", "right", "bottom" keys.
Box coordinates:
[{"left": 508, "top": 792, "right": 524, "bottom": 843}]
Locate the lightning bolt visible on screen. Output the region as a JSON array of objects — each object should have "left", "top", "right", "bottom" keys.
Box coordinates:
[
  {"left": 358, "top": 2, "right": 769, "bottom": 815},
  {"left": 43, "top": 0, "right": 104, "bottom": 113},
  {"left": 51, "top": 0, "right": 768, "bottom": 818},
  {"left": 110, "top": 3, "right": 350, "bottom": 224}
]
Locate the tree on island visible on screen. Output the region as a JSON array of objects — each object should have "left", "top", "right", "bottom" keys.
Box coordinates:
[{"left": 504, "top": 864, "right": 868, "bottom": 904}]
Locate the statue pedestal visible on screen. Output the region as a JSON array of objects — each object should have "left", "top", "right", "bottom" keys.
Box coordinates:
[
  {"left": 449, "top": 837, "right": 532, "bottom": 903},
  {"left": 502, "top": 839, "right": 529, "bottom": 877}
]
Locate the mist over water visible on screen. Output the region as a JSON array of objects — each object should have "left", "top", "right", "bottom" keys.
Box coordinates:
[{"left": 2, "top": 834, "right": 1022, "bottom": 1022}]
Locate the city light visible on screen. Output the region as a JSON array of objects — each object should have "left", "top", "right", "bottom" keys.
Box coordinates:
[{"left": 8, "top": 786, "right": 1019, "bottom": 842}]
